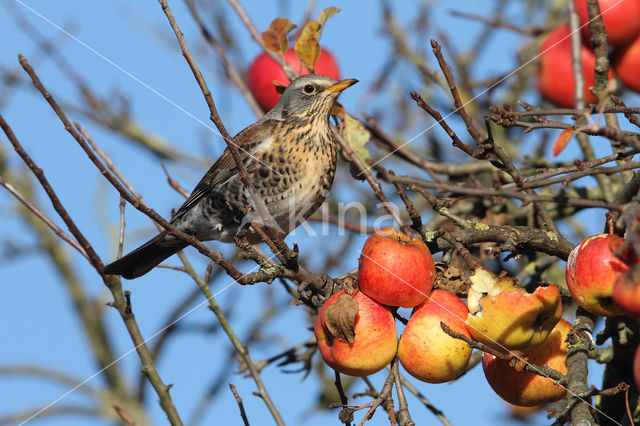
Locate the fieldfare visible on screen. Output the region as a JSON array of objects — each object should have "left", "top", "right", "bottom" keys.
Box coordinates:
[{"left": 105, "top": 74, "right": 357, "bottom": 279}]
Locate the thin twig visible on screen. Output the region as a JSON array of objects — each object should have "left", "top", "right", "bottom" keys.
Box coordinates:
[
  {"left": 449, "top": 10, "right": 544, "bottom": 35},
  {"left": 229, "top": 384, "right": 251, "bottom": 426},
  {"left": 440, "top": 322, "right": 566, "bottom": 383},
  {"left": 77, "top": 123, "right": 144, "bottom": 201},
  {"left": 332, "top": 127, "right": 408, "bottom": 232},
  {"left": 0, "top": 176, "right": 89, "bottom": 260},
  {"left": 118, "top": 197, "right": 125, "bottom": 259},
  {"left": 225, "top": 0, "right": 297, "bottom": 81},
  {"left": 430, "top": 39, "right": 485, "bottom": 145},
  {"left": 178, "top": 255, "right": 284, "bottom": 426},
  {"left": 183, "top": 0, "right": 263, "bottom": 117},
  {"left": 334, "top": 371, "right": 351, "bottom": 426}
]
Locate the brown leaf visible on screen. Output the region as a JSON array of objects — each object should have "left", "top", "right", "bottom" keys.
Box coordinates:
[
  {"left": 262, "top": 18, "right": 297, "bottom": 55},
  {"left": 552, "top": 129, "right": 573, "bottom": 157},
  {"left": 324, "top": 293, "right": 359, "bottom": 344}
]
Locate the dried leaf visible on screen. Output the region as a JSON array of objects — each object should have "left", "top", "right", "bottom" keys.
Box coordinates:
[
  {"left": 552, "top": 129, "right": 573, "bottom": 156},
  {"left": 341, "top": 113, "right": 371, "bottom": 180},
  {"left": 294, "top": 7, "right": 340, "bottom": 72},
  {"left": 294, "top": 21, "right": 321, "bottom": 72},
  {"left": 262, "top": 18, "right": 297, "bottom": 55},
  {"left": 316, "top": 6, "right": 340, "bottom": 27},
  {"left": 324, "top": 293, "right": 359, "bottom": 344}
]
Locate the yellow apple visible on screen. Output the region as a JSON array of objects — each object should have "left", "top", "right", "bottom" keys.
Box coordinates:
[{"left": 398, "top": 289, "right": 472, "bottom": 383}]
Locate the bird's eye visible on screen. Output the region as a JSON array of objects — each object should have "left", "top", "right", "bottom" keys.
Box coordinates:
[{"left": 303, "top": 84, "right": 316, "bottom": 94}]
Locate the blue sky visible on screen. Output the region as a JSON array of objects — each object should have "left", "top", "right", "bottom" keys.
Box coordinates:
[{"left": 0, "top": 1, "right": 623, "bottom": 425}]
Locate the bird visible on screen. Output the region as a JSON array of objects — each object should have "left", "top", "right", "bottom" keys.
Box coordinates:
[{"left": 104, "top": 74, "right": 358, "bottom": 279}]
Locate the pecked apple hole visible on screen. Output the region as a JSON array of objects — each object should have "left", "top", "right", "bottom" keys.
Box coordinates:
[
  {"left": 532, "top": 313, "right": 546, "bottom": 331},
  {"left": 474, "top": 292, "right": 489, "bottom": 314}
]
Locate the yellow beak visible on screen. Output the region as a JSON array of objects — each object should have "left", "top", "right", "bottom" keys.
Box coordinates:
[{"left": 323, "top": 78, "right": 359, "bottom": 94}]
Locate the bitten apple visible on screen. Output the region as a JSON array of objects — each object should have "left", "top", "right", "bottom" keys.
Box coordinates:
[
  {"left": 314, "top": 290, "right": 397, "bottom": 376},
  {"left": 537, "top": 25, "right": 612, "bottom": 108},
  {"left": 483, "top": 319, "right": 571, "bottom": 407},
  {"left": 566, "top": 233, "right": 637, "bottom": 317},
  {"left": 358, "top": 227, "right": 435, "bottom": 308},
  {"left": 466, "top": 268, "right": 562, "bottom": 350},
  {"left": 398, "top": 290, "right": 472, "bottom": 383},
  {"left": 575, "top": 0, "right": 640, "bottom": 46},
  {"left": 247, "top": 47, "right": 340, "bottom": 111}
]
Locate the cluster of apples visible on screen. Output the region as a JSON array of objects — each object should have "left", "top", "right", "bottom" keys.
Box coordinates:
[
  {"left": 537, "top": 0, "right": 640, "bottom": 108},
  {"left": 314, "top": 227, "right": 573, "bottom": 407}
]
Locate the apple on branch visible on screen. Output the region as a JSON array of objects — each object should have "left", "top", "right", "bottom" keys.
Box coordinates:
[
  {"left": 566, "top": 233, "right": 638, "bottom": 317},
  {"left": 314, "top": 290, "right": 398, "bottom": 377},
  {"left": 358, "top": 227, "right": 436, "bottom": 308},
  {"left": 483, "top": 319, "right": 571, "bottom": 407},
  {"left": 398, "top": 289, "right": 472, "bottom": 383},
  {"left": 536, "top": 25, "right": 613, "bottom": 108},
  {"left": 466, "top": 267, "right": 562, "bottom": 350},
  {"left": 574, "top": 0, "right": 640, "bottom": 47}
]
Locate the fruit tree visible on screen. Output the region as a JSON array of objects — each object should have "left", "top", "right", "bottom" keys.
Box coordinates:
[{"left": 1, "top": 1, "right": 640, "bottom": 425}]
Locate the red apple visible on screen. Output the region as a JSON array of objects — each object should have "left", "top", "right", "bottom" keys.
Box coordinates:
[
  {"left": 613, "top": 262, "right": 640, "bottom": 316},
  {"left": 247, "top": 47, "right": 340, "bottom": 111},
  {"left": 314, "top": 290, "right": 397, "bottom": 376},
  {"left": 398, "top": 290, "right": 472, "bottom": 383},
  {"left": 614, "top": 33, "right": 640, "bottom": 92},
  {"left": 537, "top": 25, "right": 613, "bottom": 108},
  {"left": 358, "top": 227, "right": 436, "bottom": 308},
  {"left": 575, "top": 0, "right": 640, "bottom": 46},
  {"left": 466, "top": 268, "right": 562, "bottom": 350},
  {"left": 566, "top": 233, "right": 637, "bottom": 317},
  {"left": 483, "top": 319, "right": 571, "bottom": 407}
]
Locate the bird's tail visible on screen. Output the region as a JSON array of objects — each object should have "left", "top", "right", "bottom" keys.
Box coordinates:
[{"left": 104, "top": 232, "right": 188, "bottom": 279}]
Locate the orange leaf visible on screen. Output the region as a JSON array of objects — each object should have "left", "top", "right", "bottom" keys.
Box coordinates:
[
  {"left": 262, "top": 18, "right": 297, "bottom": 56},
  {"left": 552, "top": 129, "right": 573, "bottom": 156}
]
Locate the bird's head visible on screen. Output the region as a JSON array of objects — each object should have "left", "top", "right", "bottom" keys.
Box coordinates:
[{"left": 265, "top": 74, "right": 358, "bottom": 121}]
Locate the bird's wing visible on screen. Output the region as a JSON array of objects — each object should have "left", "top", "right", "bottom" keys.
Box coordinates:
[{"left": 169, "top": 120, "right": 275, "bottom": 224}]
